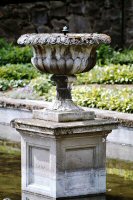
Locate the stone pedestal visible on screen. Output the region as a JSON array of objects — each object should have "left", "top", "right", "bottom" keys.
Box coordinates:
[{"left": 12, "top": 118, "right": 117, "bottom": 199}]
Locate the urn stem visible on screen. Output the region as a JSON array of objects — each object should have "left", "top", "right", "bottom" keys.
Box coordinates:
[
  {"left": 51, "top": 75, "right": 75, "bottom": 101},
  {"left": 50, "top": 75, "right": 82, "bottom": 111}
]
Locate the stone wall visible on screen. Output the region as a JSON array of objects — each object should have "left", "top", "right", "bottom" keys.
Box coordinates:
[
  {"left": 0, "top": 0, "right": 132, "bottom": 47},
  {"left": 124, "top": 0, "right": 133, "bottom": 47}
]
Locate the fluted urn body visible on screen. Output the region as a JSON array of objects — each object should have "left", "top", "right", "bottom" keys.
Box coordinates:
[
  {"left": 18, "top": 33, "right": 111, "bottom": 122},
  {"left": 18, "top": 33, "right": 110, "bottom": 75}
]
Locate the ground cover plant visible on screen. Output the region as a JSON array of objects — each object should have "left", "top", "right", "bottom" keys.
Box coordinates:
[
  {"left": 72, "top": 86, "right": 133, "bottom": 113},
  {"left": 0, "top": 63, "right": 40, "bottom": 91},
  {"left": 0, "top": 79, "right": 29, "bottom": 91},
  {"left": 77, "top": 64, "right": 133, "bottom": 84}
]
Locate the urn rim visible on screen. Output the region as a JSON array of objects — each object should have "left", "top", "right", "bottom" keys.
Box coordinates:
[{"left": 17, "top": 33, "right": 111, "bottom": 46}]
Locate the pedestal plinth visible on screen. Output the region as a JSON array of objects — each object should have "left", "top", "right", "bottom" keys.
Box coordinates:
[{"left": 12, "top": 118, "right": 117, "bottom": 199}]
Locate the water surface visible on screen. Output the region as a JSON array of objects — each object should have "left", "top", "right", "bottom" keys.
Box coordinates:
[{"left": 0, "top": 140, "right": 133, "bottom": 200}]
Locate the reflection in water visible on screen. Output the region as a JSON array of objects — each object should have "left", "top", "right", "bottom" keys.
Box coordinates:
[
  {"left": 0, "top": 140, "right": 21, "bottom": 200},
  {"left": 22, "top": 192, "right": 106, "bottom": 200},
  {"left": 21, "top": 192, "right": 133, "bottom": 200},
  {"left": 1, "top": 141, "right": 133, "bottom": 200}
]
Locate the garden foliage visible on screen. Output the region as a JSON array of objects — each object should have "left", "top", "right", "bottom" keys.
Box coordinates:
[
  {"left": 0, "top": 79, "right": 29, "bottom": 91},
  {"left": 29, "top": 75, "right": 52, "bottom": 96},
  {"left": 0, "top": 38, "right": 32, "bottom": 65},
  {"left": 0, "top": 64, "right": 39, "bottom": 80},
  {"left": 97, "top": 44, "right": 133, "bottom": 65},
  {"left": 73, "top": 87, "right": 133, "bottom": 113},
  {"left": 77, "top": 64, "right": 133, "bottom": 84},
  {"left": 0, "top": 64, "right": 39, "bottom": 91}
]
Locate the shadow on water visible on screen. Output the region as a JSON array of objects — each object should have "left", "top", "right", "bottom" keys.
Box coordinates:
[
  {"left": 0, "top": 140, "right": 21, "bottom": 200},
  {"left": 0, "top": 140, "right": 133, "bottom": 200}
]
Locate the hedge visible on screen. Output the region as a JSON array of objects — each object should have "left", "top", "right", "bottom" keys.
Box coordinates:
[{"left": 0, "top": 63, "right": 39, "bottom": 81}]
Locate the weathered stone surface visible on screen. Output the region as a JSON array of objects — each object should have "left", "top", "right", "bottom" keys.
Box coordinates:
[
  {"left": 32, "top": 9, "right": 48, "bottom": 25},
  {"left": 69, "top": 2, "right": 86, "bottom": 15},
  {"left": 13, "top": 117, "right": 117, "bottom": 198},
  {"left": 33, "top": 109, "right": 95, "bottom": 122},
  {"left": 37, "top": 25, "right": 51, "bottom": 33},
  {"left": 21, "top": 24, "right": 36, "bottom": 35},
  {"left": 68, "top": 15, "right": 92, "bottom": 33},
  {"left": 84, "top": 1, "right": 100, "bottom": 15},
  {"left": 19, "top": 26, "right": 100, "bottom": 133},
  {"left": 0, "top": 0, "right": 132, "bottom": 47},
  {"left": 50, "top": 1, "right": 65, "bottom": 9},
  {"left": 18, "top": 33, "right": 111, "bottom": 45},
  {"left": 51, "top": 19, "right": 67, "bottom": 32},
  {"left": 32, "top": 2, "right": 50, "bottom": 9},
  {"left": 17, "top": 31, "right": 103, "bottom": 114},
  {"left": 49, "top": 1, "right": 66, "bottom": 17},
  {"left": 50, "top": 6, "right": 66, "bottom": 18},
  {"left": 12, "top": 118, "right": 118, "bottom": 136}
]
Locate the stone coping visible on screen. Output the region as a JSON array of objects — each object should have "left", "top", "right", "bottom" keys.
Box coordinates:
[
  {"left": 0, "top": 97, "right": 133, "bottom": 127},
  {"left": 0, "top": 97, "right": 50, "bottom": 111},
  {"left": 85, "top": 108, "right": 133, "bottom": 128},
  {"left": 12, "top": 118, "right": 117, "bottom": 137},
  {"left": 18, "top": 33, "right": 111, "bottom": 46}
]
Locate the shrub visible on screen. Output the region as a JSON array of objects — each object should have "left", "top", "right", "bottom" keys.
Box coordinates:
[
  {"left": 111, "top": 49, "right": 133, "bottom": 65},
  {"left": 77, "top": 64, "right": 133, "bottom": 84},
  {"left": 72, "top": 86, "right": 133, "bottom": 113},
  {"left": 0, "top": 64, "right": 39, "bottom": 81},
  {"left": 97, "top": 44, "right": 114, "bottom": 65},
  {"left": 0, "top": 38, "right": 13, "bottom": 49},
  {"left": 0, "top": 46, "right": 32, "bottom": 65},
  {"left": 29, "top": 75, "right": 52, "bottom": 96},
  {"left": 97, "top": 44, "right": 133, "bottom": 65},
  {"left": 0, "top": 38, "right": 32, "bottom": 65}
]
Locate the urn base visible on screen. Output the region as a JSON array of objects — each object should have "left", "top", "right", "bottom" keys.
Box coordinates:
[{"left": 33, "top": 109, "right": 95, "bottom": 122}]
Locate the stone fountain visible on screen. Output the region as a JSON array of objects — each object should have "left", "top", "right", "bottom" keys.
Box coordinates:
[{"left": 12, "top": 28, "right": 117, "bottom": 199}]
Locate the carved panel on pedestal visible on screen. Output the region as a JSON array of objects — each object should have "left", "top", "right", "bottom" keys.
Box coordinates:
[
  {"left": 64, "top": 146, "right": 96, "bottom": 192},
  {"left": 28, "top": 146, "right": 50, "bottom": 189},
  {"left": 65, "top": 146, "right": 96, "bottom": 170}
]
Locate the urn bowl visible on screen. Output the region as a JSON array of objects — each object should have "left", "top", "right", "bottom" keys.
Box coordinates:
[{"left": 18, "top": 33, "right": 111, "bottom": 75}]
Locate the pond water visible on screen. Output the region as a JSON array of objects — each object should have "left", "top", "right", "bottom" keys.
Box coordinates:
[{"left": 0, "top": 140, "right": 133, "bottom": 200}]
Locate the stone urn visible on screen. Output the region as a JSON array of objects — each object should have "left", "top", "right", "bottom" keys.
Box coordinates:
[
  {"left": 18, "top": 30, "right": 111, "bottom": 122},
  {"left": 15, "top": 29, "right": 118, "bottom": 199}
]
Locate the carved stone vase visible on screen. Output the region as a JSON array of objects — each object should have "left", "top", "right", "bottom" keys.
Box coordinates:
[
  {"left": 18, "top": 33, "right": 111, "bottom": 122},
  {"left": 12, "top": 31, "right": 118, "bottom": 199}
]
